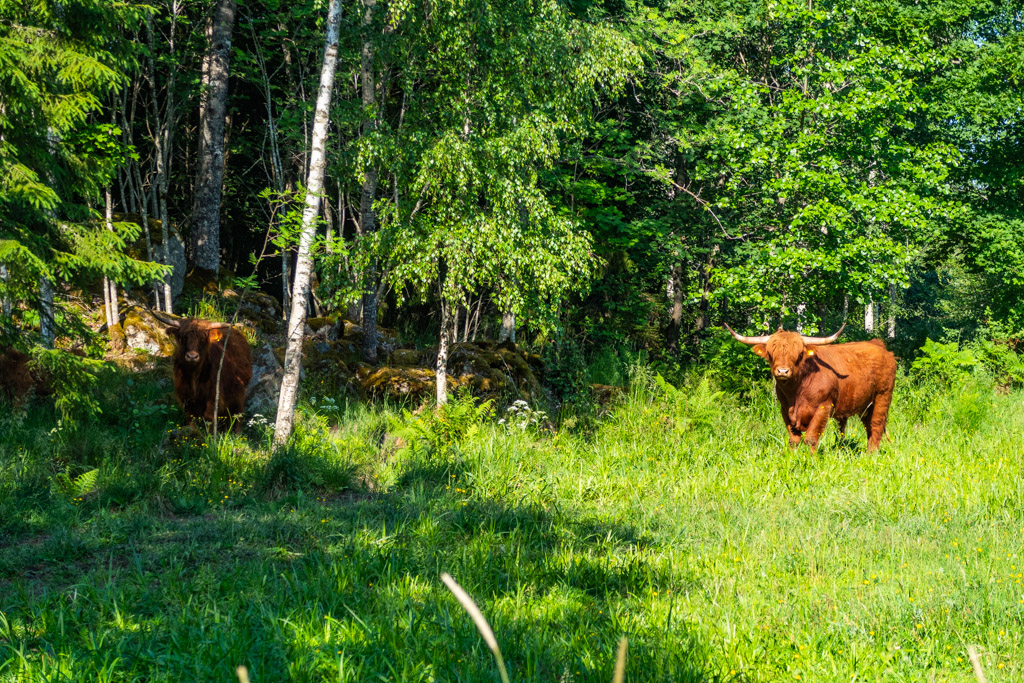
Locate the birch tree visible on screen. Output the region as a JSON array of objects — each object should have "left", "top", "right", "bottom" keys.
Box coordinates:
[{"left": 274, "top": 0, "right": 343, "bottom": 446}]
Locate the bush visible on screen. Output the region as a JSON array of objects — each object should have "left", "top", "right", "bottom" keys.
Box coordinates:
[
  {"left": 911, "top": 337, "right": 1024, "bottom": 389},
  {"left": 910, "top": 339, "right": 979, "bottom": 385},
  {"left": 390, "top": 390, "right": 495, "bottom": 460}
]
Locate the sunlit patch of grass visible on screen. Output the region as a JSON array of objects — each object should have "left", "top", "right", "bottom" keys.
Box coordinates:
[{"left": 1, "top": 369, "right": 1022, "bottom": 680}]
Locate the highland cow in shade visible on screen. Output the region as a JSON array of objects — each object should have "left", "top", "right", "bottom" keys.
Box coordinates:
[
  {"left": 164, "top": 318, "right": 252, "bottom": 427},
  {"left": 725, "top": 324, "right": 897, "bottom": 451},
  {"left": 0, "top": 347, "right": 37, "bottom": 403}
]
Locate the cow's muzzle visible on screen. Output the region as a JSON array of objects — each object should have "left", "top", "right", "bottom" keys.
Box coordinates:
[
  {"left": 185, "top": 351, "right": 200, "bottom": 364},
  {"left": 774, "top": 367, "right": 793, "bottom": 379}
]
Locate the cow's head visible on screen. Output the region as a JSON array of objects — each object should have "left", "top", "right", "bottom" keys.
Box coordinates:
[
  {"left": 725, "top": 324, "right": 845, "bottom": 382},
  {"left": 165, "top": 319, "right": 232, "bottom": 366}
]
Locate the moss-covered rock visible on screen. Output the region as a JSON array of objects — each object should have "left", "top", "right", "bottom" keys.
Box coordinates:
[
  {"left": 356, "top": 366, "right": 471, "bottom": 402},
  {"left": 591, "top": 383, "right": 624, "bottom": 405},
  {"left": 389, "top": 348, "right": 431, "bottom": 367},
  {"left": 122, "top": 309, "right": 176, "bottom": 357},
  {"left": 306, "top": 315, "right": 337, "bottom": 332}
]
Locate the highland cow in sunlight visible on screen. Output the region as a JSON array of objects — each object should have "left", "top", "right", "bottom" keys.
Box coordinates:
[
  {"left": 726, "top": 324, "right": 897, "bottom": 451},
  {"left": 163, "top": 318, "right": 252, "bottom": 428}
]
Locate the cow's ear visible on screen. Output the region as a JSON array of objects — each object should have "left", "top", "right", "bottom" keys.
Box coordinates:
[
  {"left": 165, "top": 324, "right": 180, "bottom": 337},
  {"left": 752, "top": 343, "right": 768, "bottom": 358}
]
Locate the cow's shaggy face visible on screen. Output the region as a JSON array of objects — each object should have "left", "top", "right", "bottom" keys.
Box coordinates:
[
  {"left": 166, "top": 320, "right": 225, "bottom": 366},
  {"left": 752, "top": 331, "right": 815, "bottom": 382}
]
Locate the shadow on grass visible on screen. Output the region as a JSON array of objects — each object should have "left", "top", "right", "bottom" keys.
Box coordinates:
[
  {"left": 1, "top": 361, "right": 723, "bottom": 681},
  {"left": 1, "top": 465, "right": 722, "bottom": 682}
]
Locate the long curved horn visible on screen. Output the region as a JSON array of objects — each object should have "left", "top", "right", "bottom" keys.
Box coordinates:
[
  {"left": 723, "top": 323, "right": 771, "bottom": 345},
  {"left": 800, "top": 323, "right": 846, "bottom": 345},
  {"left": 148, "top": 308, "right": 181, "bottom": 326},
  {"left": 207, "top": 322, "right": 232, "bottom": 330}
]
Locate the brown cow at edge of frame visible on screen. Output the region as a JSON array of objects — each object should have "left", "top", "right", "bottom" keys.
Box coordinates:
[
  {"left": 159, "top": 316, "right": 253, "bottom": 429},
  {"left": 725, "top": 323, "right": 897, "bottom": 452}
]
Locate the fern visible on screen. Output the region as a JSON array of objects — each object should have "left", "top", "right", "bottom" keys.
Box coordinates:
[{"left": 51, "top": 468, "right": 100, "bottom": 502}]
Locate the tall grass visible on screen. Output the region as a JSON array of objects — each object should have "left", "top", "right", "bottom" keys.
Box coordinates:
[{"left": 1, "top": 367, "right": 1022, "bottom": 681}]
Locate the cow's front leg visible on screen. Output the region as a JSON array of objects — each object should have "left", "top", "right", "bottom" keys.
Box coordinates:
[
  {"left": 802, "top": 402, "right": 833, "bottom": 453},
  {"left": 783, "top": 406, "right": 803, "bottom": 448}
]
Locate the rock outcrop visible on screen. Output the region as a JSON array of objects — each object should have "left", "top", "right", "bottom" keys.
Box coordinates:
[
  {"left": 122, "top": 307, "right": 176, "bottom": 356},
  {"left": 246, "top": 343, "right": 285, "bottom": 417}
]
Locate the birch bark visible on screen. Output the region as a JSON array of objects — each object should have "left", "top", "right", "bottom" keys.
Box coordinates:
[{"left": 273, "top": 0, "right": 343, "bottom": 446}]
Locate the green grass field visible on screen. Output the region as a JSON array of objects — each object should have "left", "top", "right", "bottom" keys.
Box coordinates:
[{"left": 2, "top": 369, "right": 1023, "bottom": 682}]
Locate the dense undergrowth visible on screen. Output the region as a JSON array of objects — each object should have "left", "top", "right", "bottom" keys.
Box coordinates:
[{"left": 1, "top": 362, "right": 1023, "bottom": 682}]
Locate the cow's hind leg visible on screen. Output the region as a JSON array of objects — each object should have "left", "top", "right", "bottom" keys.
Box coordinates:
[
  {"left": 836, "top": 417, "right": 848, "bottom": 436},
  {"left": 803, "top": 402, "right": 833, "bottom": 453},
  {"left": 866, "top": 391, "right": 893, "bottom": 452},
  {"left": 860, "top": 405, "right": 875, "bottom": 449}
]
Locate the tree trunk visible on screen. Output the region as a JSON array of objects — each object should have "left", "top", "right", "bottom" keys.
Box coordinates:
[
  {"left": 436, "top": 297, "right": 455, "bottom": 405},
  {"left": 131, "top": 156, "right": 161, "bottom": 310},
  {"left": 666, "top": 262, "right": 683, "bottom": 345},
  {"left": 102, "top": 274, "right": 113, "bottom": 329},
  {"left": 359, "top": 0, "right": 379, "bottom": 364},
  {"left": 693, "top": 244, "right": 718, "bottom": 336},
  {"left": 864, "top": 300, "right": 875, "bottom": 334},
  {"left": 498, "top": 310, "right": 516, "bottom": 344},
  {"left": 105, "top": 189, "right": 124, "bottom": 350},
  {"left": 39, "top": 276, "right": 55, "bottom": 348},
  {"left": 273, "top": 0, "right": 343, "bottom": 447},
  {"left": 146, "top": 8, "right": 178, "bottom": 313},
  {"left": 0, "top": 265, "right": 10, "bottom": 318},
  {"left": 191, "top": 0, "right": 236, "bottom": 274},
  {"left": 249, "top": 17, "right": 289, "bottom": 320},
  {"left": 795, "top": 302, "right": 807, "bottom": 333},
  {"left": 281, "top": 251, "right": 290, "bottom": 321},
  {"left": 887, "top": 283, "right": 896, "bottom": 339}
]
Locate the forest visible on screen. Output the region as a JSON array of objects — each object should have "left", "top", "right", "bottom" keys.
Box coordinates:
[{"left": 1, "top": 0, "right": 1023, "bottom": 680}]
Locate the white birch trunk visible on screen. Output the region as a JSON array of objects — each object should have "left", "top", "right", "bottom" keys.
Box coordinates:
[
  {"left": 864, "top": 300, "right": 875, "bottom": 334},
  {"left": 105, "top": 189, "right": 121, "bottom": 344},
  {"left": 273, "top": 0, "right": 343, "bottom": 446},
  {"left": 102, "top": 275, "right": 113, "bottom": 329},
  {"left": 436, "top": 298, "right": 454, "bottom": 405}
]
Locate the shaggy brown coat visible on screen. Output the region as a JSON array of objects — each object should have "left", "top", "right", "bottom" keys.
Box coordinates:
[
  {"left": 165, "top": 318, "right": 252, "bottom": 426},
  {"left": 738, "top": 329, "right": 897, "bottom": 451},
  {"left": 0, "top": 347, "right": 38, "bottom": 403}
]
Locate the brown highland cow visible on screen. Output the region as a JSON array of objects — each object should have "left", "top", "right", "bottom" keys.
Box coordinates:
[{"left": 726, "top": 324, "right": 897, "bottom": 451}]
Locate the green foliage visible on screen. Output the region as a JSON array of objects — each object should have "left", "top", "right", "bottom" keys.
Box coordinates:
[
  {"left": 910, "top": 339, "right": 980, "bottom": 386},
  {"left": 28, "top": 347, "right": 104, "bottom": 429},
  {"left": 541, "top": 334, "right": 592, "bottom": 415},
  {"left": 497, "top": 399, "right": 549, "bottom": 434},
  {"left": 695, "top": 330, "right": 769, "bottom": 394},
  {"left": 974, "top": 340, "right": 1024, "bottom": 388},
  {"left": 0, "top": 0, "right": 168, "bottom": 348},
  {"left": 390, "top": 390, "right": 494, "bottom": 460},
  {"left": 50, "top": 467, "right": 100, "bottom": 503}
]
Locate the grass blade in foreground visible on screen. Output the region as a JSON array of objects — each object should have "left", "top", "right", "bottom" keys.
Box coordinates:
[
  {"left": 612, "top": 637, "right": 627, "bottom": 683},
  {"left": 440, "top": 572, "right": 511, "bottom": 683}
]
